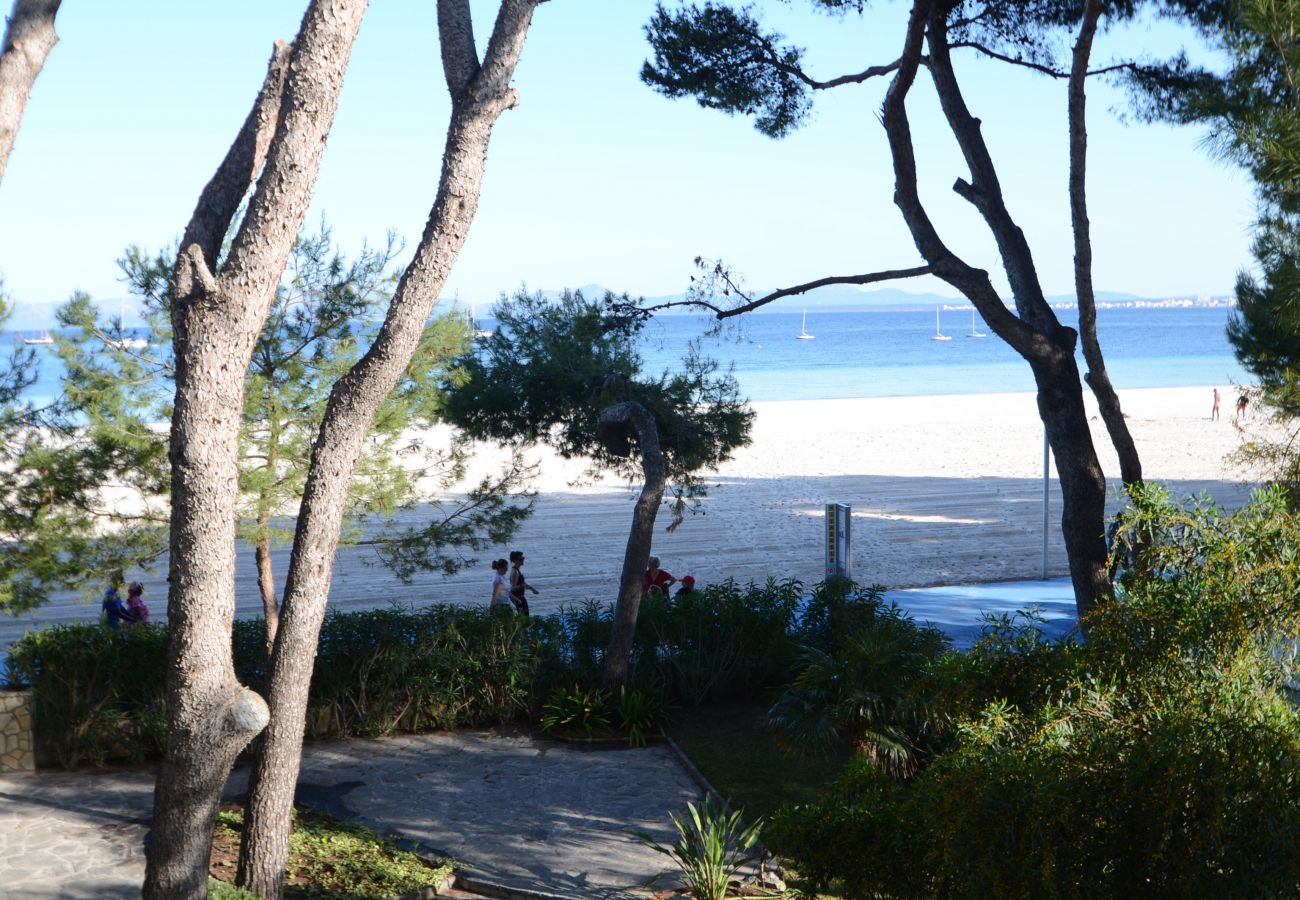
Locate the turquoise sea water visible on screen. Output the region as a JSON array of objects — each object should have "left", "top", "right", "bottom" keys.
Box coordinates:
[
  {"left": 635, "top": 305, "right": 1249, "bottom": 401},
  {"left": 5, "top": 305, "right": 1248, "bottom": 407}
]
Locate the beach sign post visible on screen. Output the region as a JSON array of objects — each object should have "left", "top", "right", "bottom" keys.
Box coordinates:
[{"left": 825, "top": 502, "right": 852, "bottom": 578}]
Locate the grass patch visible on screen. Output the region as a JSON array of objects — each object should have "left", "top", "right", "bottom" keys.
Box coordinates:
[
  {"left": 668, "top": 701, "right": 852, "bottom": 822},
  {"left": 209, "top": 804, "right": 453, "bottom": 900}
]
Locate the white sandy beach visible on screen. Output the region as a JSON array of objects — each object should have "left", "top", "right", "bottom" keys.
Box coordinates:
[{"left": 0, "top": 384, "right": 1270, "bottom": 648}]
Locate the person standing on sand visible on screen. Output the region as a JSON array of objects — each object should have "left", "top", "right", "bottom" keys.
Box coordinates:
[
  {"left": 509, "top": 550, "right": 538, "bottom": 615},
  {"left": 1237, "top": 394, "right": 1250, "bottom": 419},
  {"left": 643, "top": 556, "right": 676, "bottom": 597},
  {"left": 1212, "top": 388, "right": 1220, "bottom": 421}
]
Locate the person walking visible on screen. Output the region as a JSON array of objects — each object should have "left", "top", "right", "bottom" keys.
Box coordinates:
[
  {"left": 489, "top": 559, "right": 512, "bottom": 610},
  {"left": 1237, "top": 393, "right": 1250, "bottom": 419},
  {"left": 100, "top": 583, "right": 138, "bottom": 628},
  {"left": 124, "top": 581, "right": 150, "bottom": 625},
  {"left": 1211, "top": 388, "right": 1220, "bottom": 421},
  {"left": 509, "top": 550, "right": 538, "bottom": 615}
]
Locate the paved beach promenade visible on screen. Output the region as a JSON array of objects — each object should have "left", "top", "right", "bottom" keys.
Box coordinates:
[{"left": 0, "top": 730, "right": 704, "bottom": 899}]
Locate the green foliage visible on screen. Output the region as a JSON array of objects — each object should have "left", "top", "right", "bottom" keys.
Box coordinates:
[
  {"left": 631, "top": 794, "right": 763, "bottom": 900},
  {"left": 441, "top": 287, "right": 752, "bottom": 495},
  {"left": 213, "top": 806, "right": 452, "bottom": 899},
  {"left": 0, "top": 287, "right": 170, "bottom": 613},
  {"left": 1132, "top": 0, "right": 1300, "bottom": 503},
  {"left": 642, "top": 2, "right": 813, "bottom": 138},
  {"left": 5, "top": 622, "right": 169, "bottom": 768},
  {"left": 634, "top": 577, "right": 803, "bottom": 706},
  {"left": 270, "top": 605, "right": 545, "bottom": 738},
  {"left": 540, "top": 684, "right": 612, "bottom": 737},
  {"left": 643, "top": 2, "right": 1141, "bottom": 141},
  {"left": 615, "top": 686, "right": 668, "bottom": 747},
  {"left": 6, "top": 578, "right": 847, "bottom": 767},
  {"left": 207, "top": 878, "right": 261, "bottom": 900},
  {"left": 1, "top": 225, "right": 532, "bottom": 614},
  {"left": 772, "top": 487, "right": 1300, "bottom": 898},
  {"left": 770, "top": 587, "right": 950, "bottom": 776}
]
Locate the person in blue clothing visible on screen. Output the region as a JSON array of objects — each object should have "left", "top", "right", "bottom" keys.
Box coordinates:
[{"left": 100, "top": 584, "right": 139, "bottom": 628}]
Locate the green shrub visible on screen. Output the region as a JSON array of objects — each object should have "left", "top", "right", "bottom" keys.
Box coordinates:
[
  {"left": 631, "top": 795, "right": 763, "bottom": 900},
  {"left": 615, "top": 685, "right": 667, "bottom": 747},
  {"left": 772, "top": 487, "right": 1300, "bottom": 898},
  {"left": 540, "top": 683, "right": 612, "bottom": 737},
  {"left": 770, "top": 596, "right": 950, "bottom": 776},
  {"left": 635, "top": 577, "right": 803, "bottom": 705},
  {"left": 297, "top": 605, "right": 542, "bottom": 738},
  {"left": 5, "top": 622, "right": 168, "bottom": 768}
]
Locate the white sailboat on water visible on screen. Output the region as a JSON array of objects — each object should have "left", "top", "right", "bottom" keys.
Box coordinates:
[
  {"left": 797, "top": 308, "right": 814, "bottom": 340},
  {"left": 21, "top": 330, "right": 53, "bottom": 346},
  {"left": 931, "top": 306, "right": 951, "bottom": 341},
  {"left": 108, "top": 297, "right": 148, "bottom": 350},
  {"left": 471, "top": 300, "right": 493, "bottom": 338},
  {"left": 966, "top": 308, "right": 986, "bottom": 338}
]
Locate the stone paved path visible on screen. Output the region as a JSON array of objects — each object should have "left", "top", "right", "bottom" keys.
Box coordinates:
[{"left": 0, "top": 730, "right": 703, "bottom": 898}]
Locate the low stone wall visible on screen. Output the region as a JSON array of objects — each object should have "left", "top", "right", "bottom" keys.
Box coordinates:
[{"left": 0, "top": 690, "right": 35, "bottom": 772}]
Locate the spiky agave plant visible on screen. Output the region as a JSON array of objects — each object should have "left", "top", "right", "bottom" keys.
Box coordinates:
[{"left": 630, "top": 794, "right": 762, "bottom": 900}]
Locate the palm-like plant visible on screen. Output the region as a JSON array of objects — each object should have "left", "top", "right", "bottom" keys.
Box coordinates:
[
  {"left": 631, "top": 795, "right": 762, "bottom": 900},
  {"left": 769, "top": 603, "right": 949, "bottom": 777}
]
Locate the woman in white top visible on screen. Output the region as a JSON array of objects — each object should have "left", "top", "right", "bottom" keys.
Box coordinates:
[{"left": 490, "top": 559, "right": 511, "bottom": 609}]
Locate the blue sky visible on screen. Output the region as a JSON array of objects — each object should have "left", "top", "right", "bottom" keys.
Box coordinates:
[{"left": 0, "top": 1, "right": 1256, "bottom": 318}]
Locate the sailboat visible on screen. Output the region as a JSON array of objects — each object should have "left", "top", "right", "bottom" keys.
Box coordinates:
[
  {"left": 471, "top": 300, "right": 493, "bottom": 338},
  {"left": 108, "top": 297, "right": 148, "bottom": 350},
  {"left": 21, "top": 330, "right": 53, "bottom": 346},
  {"left": 796, "top": 308, "right": 814, "bottom": 340},
  {"left": 966, "top": 308, "right": 987, "bottom": 338},
  {"left": 930, "top": 306, "right": 951, "bottom": 341}
]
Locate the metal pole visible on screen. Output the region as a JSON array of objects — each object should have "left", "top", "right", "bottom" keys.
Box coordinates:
[{"left": 1042, "top": 426, "right": 1050, "bottom": 580}]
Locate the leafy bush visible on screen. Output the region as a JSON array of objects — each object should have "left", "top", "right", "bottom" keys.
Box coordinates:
[
  {"left": 771, "top": 590, "right": 950, "bottom": 776},
  {"left": 5, "top": 622, "right": 168, "bottom": 768},
  {"left": 615, "top": 685, "right": 667, "bottom": 747},
  {"left": 632, "top": 795, "right": 763, "bottom": 900},
  {"left": 772, "top": 486, "right": 1300, "bottom": 898},
  {"left": 4, "top": 578, "right": 853, "bottom": 767},
  {"left": 635, "top": 577, "right": 803, "bottom": 705},
  {"left": 540, "top": 684, "right": 612, "bottom": 737}
]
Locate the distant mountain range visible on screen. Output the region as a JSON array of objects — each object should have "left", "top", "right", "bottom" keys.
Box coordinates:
[{"left": 6, "top": 285, "right": 1227, "bottom": 331}]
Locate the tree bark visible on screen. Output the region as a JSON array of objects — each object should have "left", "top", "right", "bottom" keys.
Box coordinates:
[
  {"left": 1069, "top": 0, "right": 1143, "bottom": 488},
  {"left": 256, "top": 534, "right": 279, "bottom": 650},
  {"left": 0, "top": 0, "right": 60, "bottom": 188},
  {"left": 144, "top": 3, "right": 368, "bottom": 897},
  {"left": 879, "top": 0, "right": 1112, "bottom": 621},
  {"left": 236, "top": 3, "right": 541, "bottom": 896},
  {"left": 599, "top": 401, "right": 668, "bottom": 688}
]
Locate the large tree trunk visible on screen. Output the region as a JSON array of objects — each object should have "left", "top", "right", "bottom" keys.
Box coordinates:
[
  {"left": 880, "top": 0, "right": 1113, "bottom": 621},
  {"left": 598, "top": 401, "right": 667, "bottom": 688},
  {"left": 0, "top": 0, "right": 60, "bottom": 188},
  {"left": 236, "top": 3, "right": 540, "bottom": 896},
  {"left": 1068, "top": 0, "right": 1143, "bottom": 488},
  {"left": 145, "top": 3, "right": 368, "bottom": 897}
]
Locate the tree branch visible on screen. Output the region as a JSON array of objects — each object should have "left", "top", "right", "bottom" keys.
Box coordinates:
[
  {"left": 715, "top": 267, "right": 934, "bottom": 319},
  {"left": 950, "top": 40, "right": 1140, "bottom": 79},
  {"left": 178, "top": 42, "right": 292, "bottom": 277},
  {"left": 220, "top": 1, "right": 370, "bottom": 316},
  {"left": 0, "top": 0, "right": 61, "bottom": 188},
  {"left": 437, "top": 0, "right": 480, "bottom": 99}
]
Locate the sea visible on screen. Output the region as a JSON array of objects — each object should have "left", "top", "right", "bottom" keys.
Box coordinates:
[{"left": 5, "top": 304, "right": 1249, "bottom": 408}]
